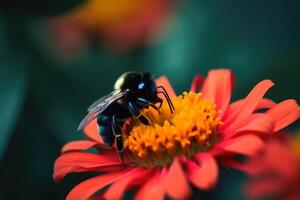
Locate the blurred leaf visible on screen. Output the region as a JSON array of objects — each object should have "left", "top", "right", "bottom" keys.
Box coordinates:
[
  {"left": 0, "top": 17, "right": 28, "bottom": 160},
  {"left": 0, "top": 67, "right": 26, "bottom": 160}
]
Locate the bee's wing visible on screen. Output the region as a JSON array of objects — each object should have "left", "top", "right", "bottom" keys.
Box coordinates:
[
  {"left": 87, "top": 92, "right": 115, "bottom": 111},
  {"left": 77, "top": 90, "right": 127, "bottom": 131},
  {"left": 77, "top": 111, "right": 101, "bottom": 131},
  {"left": 88, "top": 90, "right": 127, "bottom": 114}
]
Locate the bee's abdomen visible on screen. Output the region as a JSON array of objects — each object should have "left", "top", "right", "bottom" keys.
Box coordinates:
[
  {"left": 98, "top": 125, "right": 115, "bottom": 146},
  {"left": 97, "top": 115, "right": 114, "bottom": 146}
]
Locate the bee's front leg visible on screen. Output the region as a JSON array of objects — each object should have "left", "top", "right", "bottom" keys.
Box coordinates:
[
  {"left": 136, "top": 97, "right": 160, "bottom": 114},
  {"left": 156, "top": 97, "right": 163, "bottom": 109},
  {"left": 128, "top": 101, "right": 150, "bottom": 125}
]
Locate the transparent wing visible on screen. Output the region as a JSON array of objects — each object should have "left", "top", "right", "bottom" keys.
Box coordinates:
[
  {"left": 77, "top": 90, "right": 127, "bottom": 131},
  {"left": 77, "top": 111, "right": 100, "bottom": 131},
  {"left": 87, "top": 92, "right": 115, "bottom": 111},
  {"left": 88, "top": 90, "right": 127, "bottom": 114}
]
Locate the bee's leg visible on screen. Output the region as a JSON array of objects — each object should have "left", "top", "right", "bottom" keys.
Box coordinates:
[
  {"left": 156, "top": 86, "right": 175, "bottom": 113},
  {"left": 111, "top": 115, "right": 124, "bottom": 163},
  {"left": 136, "top": 97, "right": 160, "bottom": 114},
  {"left": 128, "top": 101, "right": 150, "bottom": 125},
  {"left": 156, "top": 97, "right": 163, "bottom": 109}
]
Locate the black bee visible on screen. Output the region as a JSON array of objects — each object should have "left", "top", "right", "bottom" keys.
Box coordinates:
[{"left": 77, "top": 72, "right": 174, "bottom": 161}]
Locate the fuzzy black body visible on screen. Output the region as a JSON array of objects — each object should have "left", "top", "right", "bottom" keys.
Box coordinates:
[
  {"left": 78, "top": 72, "right": 174, "bottom": 160},
  {"left": 97, "top": 102, "right": 131, "bottom": 146},
  {"left": 97, "top": 72, "right": 158, "bottom": 147}
]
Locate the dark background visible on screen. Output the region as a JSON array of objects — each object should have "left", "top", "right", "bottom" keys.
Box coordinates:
[{"left": 0, "top": 0, "right": 299, "bottom": 199}]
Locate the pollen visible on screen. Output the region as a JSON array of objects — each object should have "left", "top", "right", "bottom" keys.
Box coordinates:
[{"left": 123, "top": 92, "right": 223, "bottom": 167}]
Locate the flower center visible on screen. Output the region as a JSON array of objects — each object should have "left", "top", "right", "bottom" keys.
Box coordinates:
[{"left": 123, "top": 92, "right": 222, "bottom": 167}]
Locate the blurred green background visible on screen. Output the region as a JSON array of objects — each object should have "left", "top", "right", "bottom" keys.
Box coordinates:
[{"left": 0, "top": 0, "right": 299, "bottom": 199}]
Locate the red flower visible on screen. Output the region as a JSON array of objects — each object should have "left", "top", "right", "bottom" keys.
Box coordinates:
[
  {"left": 53, "top": 69, "right": 300, "bottom": 200},
  {"left": 49, "top": 0, "right": 177, "bottom": 55},
  {"left": 244, "top": 133, "right": 300, "bottom": 200}
]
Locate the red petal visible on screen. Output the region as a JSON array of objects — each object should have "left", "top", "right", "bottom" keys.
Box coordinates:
[
  {"left": 164, "top": 159, "right": 192, "bottom": 199},
  {"left": 66, "top": 168, "right": 136, "bottom": 200},
  {"left": 216, "top": 134, "right": 264, "bottom": 156},
  {"left": 245, "top": 179, "right": 283, "bottom": 199},
  {"left": 186, "top": 153, "right": 218, "bottom": 190},
  {"left": 190, "top": 74, "right": 205, "bottom": 93},
  {"left": 53, "top": 152, "right": 124, "bottom": 182},
  {"left": 156, "top": 76, "right": 176, "bottom": 97},
  {"left": 267, "top": 99, "right": 300, "bottom": 132},
  {"left": 224, "top": 114, "right": 275, "bottom": 139},
  {"left": 255, "top": 99, "right": 276, "bottom": 110},
  {"left": 83, "top": 119, "right": 104, "bottom": 144},
  {"left": 61, "top": 140, "right": 97, "bottom": 153},
  {"left": 224, "top": 98, "right": 275, "bottom": 120},
  {"left": 134, "top": 170, "right": 165, "bottom": 200},
  {"left": 104, "top": 168, "right": 152, "bottom": 200},
  {"left": 201, "top": 69, "right": 233, "bottom": 117},
  {"left": 223, "top": 80, "right": 274, "bottom": 131},
  {"left": 245, "top": 139, "right": 297, "bottom": 177}
]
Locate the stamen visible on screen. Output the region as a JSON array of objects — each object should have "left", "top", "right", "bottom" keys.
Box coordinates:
[{"left": 123, "top": 92, "right": 223, "bottom": 167}]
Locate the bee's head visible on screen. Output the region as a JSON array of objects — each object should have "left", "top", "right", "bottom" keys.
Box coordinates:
[
  {"left": 114, "top": 72, "right": 157, "bottom": 101},
  {"left": 137, "top": 72, "right": 157, "bottom": 99},
  {"left": 114, "top": 72, "right": 141, "bottom": 91}
]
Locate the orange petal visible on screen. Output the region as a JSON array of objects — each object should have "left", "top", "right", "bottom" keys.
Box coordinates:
[
  {"left": 155, "top": 76, "right": 176, "bottom": 97},
  {"left": 186, "top": 153, "right": 218, "bottom": 190},
  {"left": 190, "top": 74, "right": 205, "bottom": 93},
  {"left": 267, "top": 99, "right": 300, "bottom": 132},
  {"left": 164, "top": 158, "right": 192, "bottom": 199},
  {"left": 201, "top": 69, "right": 233, "bottom": 117},
  {"left": 53, "top": 152, "right": 123, "bottom": 183},
  {"left": 66, "top": 168, "right": 136, "bottom": 200},
  {"left": 83, "top": 119, "right": 103, "bottom": 144},
  {"left": 216, "top": 134, "right": 264, "bottom": 156},
  {"left": 134, "top": 170, "right": 165, "bottom": 200},
  {"left": 223, "top": 80, "right": 274, "bottom": 131},
  {"left": 61, "top": 140, "right": 97, "bottom": 153},
  {"left": 104, "top": 168, "right": 153, "bottom": 200}
]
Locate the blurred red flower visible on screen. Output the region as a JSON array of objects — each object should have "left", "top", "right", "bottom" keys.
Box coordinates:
[
  {"left": 244, "top": 133, "right": 300, "bottom": 200},
  {"left": 53, "top": 69, "right": 300, "bottom": 200},
  {"left": 49, "top": 0, "right": 176, "bottom": 54}
]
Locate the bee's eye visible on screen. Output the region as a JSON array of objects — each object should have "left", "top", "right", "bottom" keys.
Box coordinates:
[{"left": 138, "top": 82, "right": 145, "bottom": 90}]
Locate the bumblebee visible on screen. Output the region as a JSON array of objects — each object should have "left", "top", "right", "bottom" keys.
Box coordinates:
[{"left": 78, "top": 72, "right": 174, "bottom": 161}]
